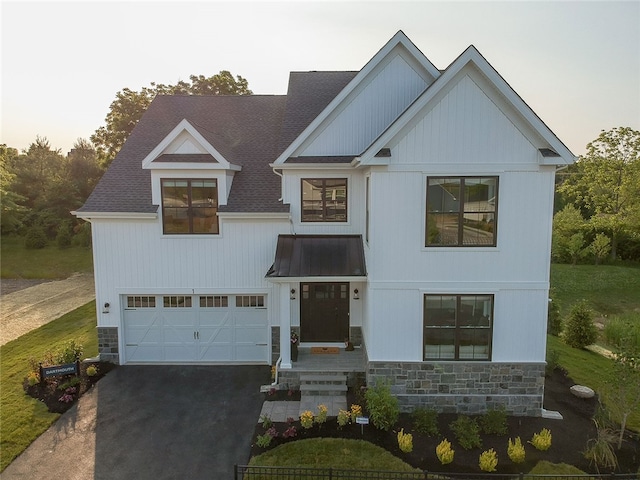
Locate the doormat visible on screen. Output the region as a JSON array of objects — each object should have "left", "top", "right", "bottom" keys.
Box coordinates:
[{"left": 310, "top": 347, "right": 340, "bottom": 355}]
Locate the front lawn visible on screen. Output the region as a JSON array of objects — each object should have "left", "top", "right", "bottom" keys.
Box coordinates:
[{"left": 0, "top": 301, "right": 97, "bottom": 471}]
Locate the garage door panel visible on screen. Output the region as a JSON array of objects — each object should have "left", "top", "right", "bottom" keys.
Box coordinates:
[{"left": 123, "top": 294, "right": 268, "bottom": 364}]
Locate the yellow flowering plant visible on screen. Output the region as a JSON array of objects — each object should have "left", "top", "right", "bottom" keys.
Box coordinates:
[
  {"left": 300, "top": 410, "right": 314, "bottom": 429},
  {"left": 436, "top": 439, "right": 455, "bottom": 465},
  {"left": 397, "top": 428, "right": 413, "bottom": 453},
  {"left": 508, "top": 437, "right": 526, "bottom": 463},
  {"left": 479, "top": 449, "right": 498, "bottom": 472},
  {"left": 316, "top": 404, "right": 328, "bottom": 426}
]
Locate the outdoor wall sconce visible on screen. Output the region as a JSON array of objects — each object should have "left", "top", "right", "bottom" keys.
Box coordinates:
[
  {"left": 102, "top": 302, "right": 110, "bottom": 314},
  {"left": 353, "top": 289, "right": 359, "bottom": 300},
  {"left": 290, "top": 289, "right": 296, "bottom": 300}
]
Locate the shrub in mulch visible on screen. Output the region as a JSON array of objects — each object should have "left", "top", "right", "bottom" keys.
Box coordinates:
[{"left": 23, "top": 361, "right": 117, "bottom": 413}]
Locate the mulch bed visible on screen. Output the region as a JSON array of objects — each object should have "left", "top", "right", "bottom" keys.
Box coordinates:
[
  {"left": 250, "top": 369, "right": 640, "bottom": 474},
  {"left": 23, "top": 361, "right": 117, "bottom": 414}
]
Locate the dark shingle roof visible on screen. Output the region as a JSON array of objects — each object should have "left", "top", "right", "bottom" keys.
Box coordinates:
[{"left": 78, "top": 71, "right": 357, "bottom": 215}]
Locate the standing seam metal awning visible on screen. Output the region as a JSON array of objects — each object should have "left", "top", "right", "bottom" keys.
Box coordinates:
[{"left": 265, "top": 235, "right": 367, "bottom": 278}]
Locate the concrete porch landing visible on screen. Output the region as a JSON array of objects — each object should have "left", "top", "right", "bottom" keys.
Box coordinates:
[{"left": 258, "top": 395, "right": 348, "bottom": 423}]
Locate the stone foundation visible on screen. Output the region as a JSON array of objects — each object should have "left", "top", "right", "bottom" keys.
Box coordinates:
[
  {"left": 366, "top": 361, "right": 545, "bottom": 416},
  {"left": 97, "top": 327, "right": 119, "bottom": 364}
]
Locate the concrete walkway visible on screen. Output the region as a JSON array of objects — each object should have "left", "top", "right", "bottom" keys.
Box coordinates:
[
  {"left": 0, "top": 273, "right": 95, "bottom": 345},
  {"left": 259, "top": 395, "right": 348, "bottom": 422}
]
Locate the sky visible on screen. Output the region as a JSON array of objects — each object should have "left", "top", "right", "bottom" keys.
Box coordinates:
[{"left": 1, "top": 1, "right": 639, "bottom": 157}]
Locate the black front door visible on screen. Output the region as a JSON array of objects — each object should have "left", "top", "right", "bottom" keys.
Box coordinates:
[{"left": 300, "top": 283, "right": 349, "bottom": 342}]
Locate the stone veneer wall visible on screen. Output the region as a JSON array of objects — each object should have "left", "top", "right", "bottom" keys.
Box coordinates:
[
  {"left": 97, "top": 327, "right": 119, "bottom": 364},
  {"left": 366, "top": 361, "right": 545, "bottom": 416}
]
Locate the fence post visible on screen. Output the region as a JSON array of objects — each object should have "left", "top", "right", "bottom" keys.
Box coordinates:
[
  {"left": 519, "top": 472, "right": 524, "bottom": 480},
  {"left": 233, "top": 464, "right": 237, "bottom": 480}
]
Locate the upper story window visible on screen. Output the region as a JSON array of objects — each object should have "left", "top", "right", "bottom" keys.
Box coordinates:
[
  {"left": 426, "top": 177, "right": 497, "bottom": 247},
  {"left": 301, "top": 178, "right": 347, "bottom": 222},
  {"left": 161, "top": 179, "right": 219, "bottom": 234},
  {"left": 424, "top": 294, "right": 493, "bottom": 361}
]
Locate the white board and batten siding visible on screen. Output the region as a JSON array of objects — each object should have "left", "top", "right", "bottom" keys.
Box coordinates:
[
  {"left": 91, "top": 217, "right": 289, "bottom": 364},
  {"left": 297, "top": 52, "right": 430, "bottom": 157},
  {"left": 359, "top": 66, "right": 556, "bottom": 365}
]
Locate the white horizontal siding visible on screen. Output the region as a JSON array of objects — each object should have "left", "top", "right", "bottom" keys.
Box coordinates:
[
  {"left": 300, "top": 54, "right": 428, "bottom": 156},
  {"left": 393, "top": 74, "right": 537, "bottom": 165}
]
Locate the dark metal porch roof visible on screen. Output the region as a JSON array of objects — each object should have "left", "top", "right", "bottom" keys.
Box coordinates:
[{"left": 265, "top": 235, "right": 367, "bottom": 278}]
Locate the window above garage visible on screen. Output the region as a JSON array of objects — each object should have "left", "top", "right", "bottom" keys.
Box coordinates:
[{"left": 161, "top": 179, "right": 219, "bottom": 234}]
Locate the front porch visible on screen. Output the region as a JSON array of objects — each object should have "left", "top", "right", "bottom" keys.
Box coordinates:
[{"left": 275, "top": 346, "right": 367, "bottom": 390}]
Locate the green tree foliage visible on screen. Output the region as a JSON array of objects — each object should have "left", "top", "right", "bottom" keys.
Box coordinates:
[
  {"left": 605, "top": 339, "right": 640, "bottom": 449},
  {"left": 552, "top": 204, "right": 588, "bottom": 263},
  {"left": 547, "top": 297, "right": 562, "bottom": 336},
  {"left": 91, "top": 71, "right": 252, "bottom": 166},
  {"left": 558, "top": 127, "right": 640, "bottom": 260},
  {"left": 588, "top": 233, "right": 611, "bottom": 265},
  {"left": 563, "top": 301, "right": 598, "bottom": 349},
  {"left": 0, "top": 145, "right": 27, "bottom": 234},
  {"left": 3, "top": 137, "right": 102, "bottom": 241}
]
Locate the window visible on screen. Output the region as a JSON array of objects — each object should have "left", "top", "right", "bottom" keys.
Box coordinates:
[
  {"left": 426, "top": 177, "right": 497, "bottom": 246},
  {"left": 199, "top": 295, "right": 228, "bottom": 308},
  {"left": 301, "top": 178, "right": 347, "bottom": 222},
  {"left": 423, "top": 294, "right": 493, "bottom": 360},
  {"left": 161, "top": 179, "right": 219, "bottom": 234},
  {"left": 163, "top": 296, "right": 192, "bottom": 308},
  {"left": 236, "top": 295, "right": 265, "bottom": 307},
  {"left": 127, "top": 296, "right": 156, "bottom": 308}
]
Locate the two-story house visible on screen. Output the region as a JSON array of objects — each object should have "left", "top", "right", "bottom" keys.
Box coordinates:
[{"left": 74, "top": 31, "right": 575, "bottom": 415}]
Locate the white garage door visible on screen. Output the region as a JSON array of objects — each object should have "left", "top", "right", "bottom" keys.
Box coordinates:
[{"left": 123, "top": 294, "right": 269, "bottom": 363}]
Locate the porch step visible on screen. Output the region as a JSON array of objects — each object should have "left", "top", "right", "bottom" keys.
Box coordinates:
[{"left": 300, "top": 373, "right": 347, "bottom": 396}]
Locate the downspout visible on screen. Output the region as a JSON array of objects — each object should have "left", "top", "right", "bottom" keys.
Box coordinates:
[{"left": 270, "top": 356, "right": 282, "bottom": 386}]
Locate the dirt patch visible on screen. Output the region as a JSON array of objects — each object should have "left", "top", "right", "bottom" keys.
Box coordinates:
[
  {"left": 0, "top": 278, "right": 50, "bottom": 295},
  {"left": 0, "top": 273, "right": 95, "bottom": 345},
  {"left": 250, "top": 369, "right": 640, "bottom": 474}
]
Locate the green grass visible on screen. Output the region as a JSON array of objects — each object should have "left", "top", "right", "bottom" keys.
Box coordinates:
[
  {"left": 249, "top": 438, "right": 421, "bottom": 476},
  {"left": 1, "top": 235, "right": 93, "bottom": 279},
  {"left": 528, "top": 460, "right": 586, "bottom": 475},
  {"left": 547, "top": 335, "right": 640, "bottom": 432},
  {"left": 0, "top": 301, "right": 97, "bottom": 471},
  {"left": 550, "top": 263, "right": 640, "bottom": 316}
]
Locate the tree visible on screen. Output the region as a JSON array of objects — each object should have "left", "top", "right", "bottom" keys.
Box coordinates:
[
  {"left": 589, "top": 233, "right": 611, "bottom": 265},
  {"left": 0, "top": 144, "right": 27, "bottom": 233},
  {"left": 605, "top": 339, "right": 640, "bottom": 449},
  {"left": 551, "top": 204, "right": 586, "bottom": 263},
  {"left": 91, "top": 71, "right": 252, "bottom": 166},
  {"left": 563, "top": 301, "right": 597, "bottom": 349},
  {"left": 558, "top": 127, "right": 640, "bottom": 260}
]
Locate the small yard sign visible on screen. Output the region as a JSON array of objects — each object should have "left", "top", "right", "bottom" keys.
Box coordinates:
[
  {"left": 40, "top": 361, "right": 80, "bottom": 380},
  {"left": 356, "top": 416, "right": 369, "bottom": 435}
]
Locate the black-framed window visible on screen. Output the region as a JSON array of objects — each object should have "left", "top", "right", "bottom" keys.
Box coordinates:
[
  {"left": 301, "top": 178, "right": 347, "bottom": 222},
  {"left": 426, "top": 177, "right": 497, "bottom": 246},
  {"left": 423, "top": 294, "right": 493, "bottom": 360},
  {"left": 161, "top": 179, "right": 219, "bottom": 234}
]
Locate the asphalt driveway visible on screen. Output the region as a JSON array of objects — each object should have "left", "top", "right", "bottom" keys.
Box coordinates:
[{"left": 2, "top": 365, "right": 270, "bottom": 479}]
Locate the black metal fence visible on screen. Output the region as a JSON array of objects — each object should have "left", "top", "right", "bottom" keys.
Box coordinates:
[{"left": 234, "top": 466, "right": 637, "bottom": 480}]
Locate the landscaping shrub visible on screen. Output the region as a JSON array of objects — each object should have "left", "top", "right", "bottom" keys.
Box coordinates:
[
  {"left": 435, "top": 439, "right": 454, "bottom": 465},
  {"left": 480, "top": 406, "right": 507, "bottom": 435},
  {"left": 449, "top": 415, "right": 482, "bottom": 450},
  {"left": 397, "top": 428, "right": 413, "bottom": 453},
  {"left": 337, "top": 409, "right": 350, "bottom": 428},
  {"left": 507, "top": 437, "right": 525, "bottom": 464},
  {"left": 24, "top": 226, "right": 48, "bottom": 249},
  {"left": 259, "top": 414, "right": 272, "bottom": 429},
  {"left": 256, "top": 432, "right": 273, "bottom": 448},
  {"left": 479, "top": 448, "right": 498, "bottom": 472},
  {"left": 563, "top": 301, "right": 597, "bottom": 349},
  {"left": 411, "top": 407, "right": 438, "bottom": 436},
  {"left": 56, "top": 223, "right": 72, "bottom": 248},
  {"left": 603, "top": 313, "right": 640, "bottom": 350},
  {"left": 530, "top": 428, "right": 552, "bottom": 451},
  {"left": 364, "top": 380, "right": 399, "bottom": 431},
  {"left": 545, "top": 348, "right": 561, "bottom": 376},
  {"left": 300, "top": 410, "right": 314, "bottom": 429},
  {"left": 583, "top": 420, "right": 618, "bottom": 471},
  {"left": 56, "top": 340, "right": 83, "bottom": 364},
  {"left": 547, "top": 297, "right": 562, "bottom": 336},
  {"left": 86, "top": 365, "right": 98, "bottom": 377},
  {"left": 349, "top": 404, "right": 362, "bottom": 423},
  {"left": 315, "top": 404, "right": 328, "bottom": 426}
]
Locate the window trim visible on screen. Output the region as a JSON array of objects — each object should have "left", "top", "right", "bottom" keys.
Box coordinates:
[
  {"left": 425, "top": 176, "right": 498, "bottom": 247},
  {"left": 300, "top": 178, "right": 348, "bottom": 223},
  {"left": 161, "top": 178, "right": 219, "bottom": 235},
  {"left": 423, "top": 294, "right": 494, "bottom": 361}
]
